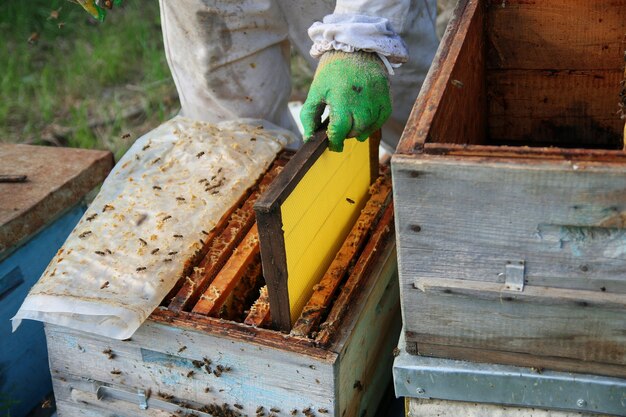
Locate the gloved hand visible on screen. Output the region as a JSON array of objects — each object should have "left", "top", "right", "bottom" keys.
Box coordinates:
[
  {"left": 76, "top": 0, "right": 122, "bottom": 22},
  {"left": 301, "top": 51, "right": 392, "bottom": 152}
]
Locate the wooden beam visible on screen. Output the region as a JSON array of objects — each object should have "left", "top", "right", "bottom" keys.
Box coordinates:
[
  {"left": 192, "top": 224, "right": 260, "bottom": 316},
  {"left": 315, "top": 202, "right": 395, "bottom": 347},
  {"left": 244, "top": 285, "right": 271, "bottom": 327},
  {"left": 291, "top": 175, "right": 392, "bottom": 337}
]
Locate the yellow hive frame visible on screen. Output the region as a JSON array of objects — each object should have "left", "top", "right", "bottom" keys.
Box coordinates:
[{"left": 255, "top": 132, "right": 379, "bottom": 331}]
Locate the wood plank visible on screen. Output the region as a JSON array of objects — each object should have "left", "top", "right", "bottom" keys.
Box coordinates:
[
  {"left": 393, "top": 155, "right": 626, "bottom": 288},
  {"left": 46, "top": 322, "right": 336, "bottom": 415},
  {"left": 423, "top": 143, "right": 626, "bottom": 163},
  {"left": 429, "top": 0, "right": 486, "bottom": 146},
  {"left": 316, "top": 203, "right": 395, "bottom": 347},
  {"left": 167, "top": 157, "right": 287, "bottom": 312},
  {"left": 415, "top": 277, "right": 626, "bottom": 313},
  {"left": 291, "top": 175, "right": 392, "bottom": 338},
  {"left": 0, "top": 144, "right": 113, "bottom": 256},
  {"left": 416, "top": 343, "right": 626, "bottom": 380},
  {"left": 335, "top": 242, "right": 401, "bottom": 417},
  {"left": 486, "top": 0, "right": 626, "bottom": 70},
  {"left": 396, "top": 0, "right": 480, "bottom": 154},
  {"left": 191, "top": 224, "right": 260, "bottom": 316},
  {"left": 244, "top": 285, "right": 271, "bottom": 327},
  {"left": 487, "top": 69, "right": 624, "bottom": 148}
]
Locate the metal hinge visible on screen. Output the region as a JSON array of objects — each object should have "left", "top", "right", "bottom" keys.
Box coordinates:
[{"left": 504, "top": 260, "right": 525, "bottom": 292}]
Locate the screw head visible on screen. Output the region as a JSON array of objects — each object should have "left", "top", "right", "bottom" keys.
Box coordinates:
[
  {"left": 416, "top": 387, "right": 426, "bottom": 395},
  {"left": 576, "top": 399, "right": 587, "bottom": 408}
]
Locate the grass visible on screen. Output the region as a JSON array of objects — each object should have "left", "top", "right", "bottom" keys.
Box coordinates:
[
  {"left": 0, "top": 0, "right": 177, "bottom": 159},
  {"left": 0, "top": 1, "right": 313, "bottom": 161}
]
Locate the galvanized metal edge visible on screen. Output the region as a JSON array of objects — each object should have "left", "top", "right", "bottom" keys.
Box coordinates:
[{"left": 393, "top": 333, "right": 626, "bottom": 416}]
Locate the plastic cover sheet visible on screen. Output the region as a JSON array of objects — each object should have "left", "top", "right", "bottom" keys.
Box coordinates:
[{"left": 12, "top": 116, "right": 292, "bottom": 339}]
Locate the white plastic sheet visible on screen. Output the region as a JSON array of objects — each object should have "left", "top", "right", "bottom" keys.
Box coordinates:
[{"left": 13, "top": 116, "right": 293, "bottom": 339}]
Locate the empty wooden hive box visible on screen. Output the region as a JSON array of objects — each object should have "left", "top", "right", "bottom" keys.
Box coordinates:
[
  {"left": 392, "top": 0, "right": 626, "bottom": 378},
  {"left": 46, "top": 134, "right": 401, "bottom": 417}
]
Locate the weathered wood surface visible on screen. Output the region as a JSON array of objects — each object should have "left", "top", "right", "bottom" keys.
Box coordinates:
[
  {"left": 406, "top": 397, "right": 612, "bottom": 417},
  {"left": 47, "top": 321, "right": 336, "bottom": 415},
  {"left": 291, "top": 175, "right": 392, "bottom": 338},
  {"left": 167, "top": 157, "right": 287, "bottom": 312},
  {"left": 335, "top": 241, "right": 401, "bottom": 417},
  {"left": 429, "top": 0, "right": 485, "bottom": 147},
  {"left": 485, "top": 0, "right": 626, "bottom": 71},
  {"left": 0, "top": 144, "right": 113, "bottom": 255},
  {"left": 416, "top": 343, "right": 626, "bottom": 380},
  {"left": 393, "top": 155, "right": 626, "bottom": 372},
  {"left": 487, "top": 69, "right": 624, "bottom": 147},
  {"left": 397, "top": 0, "right": 482, "bottom": 153},
  {"left": 192, "top": 224, "right": 260, "bottom": 316}
]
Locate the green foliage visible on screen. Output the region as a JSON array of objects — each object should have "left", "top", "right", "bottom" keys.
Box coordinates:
[{"left": 0, "top": 0, "right": 176, "bottom": 156}]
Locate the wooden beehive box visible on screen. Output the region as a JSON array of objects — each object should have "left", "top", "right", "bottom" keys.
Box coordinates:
[
  {"left": 46, "top": 148, "right": 401, "bottom": 417},
  {"left": 392, "top": 0, "right": 626, "bottom": 378}
]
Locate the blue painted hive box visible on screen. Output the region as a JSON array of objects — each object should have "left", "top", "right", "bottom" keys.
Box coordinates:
[{"left": 0, "top": 144, "right": 113, "bottom": 416}]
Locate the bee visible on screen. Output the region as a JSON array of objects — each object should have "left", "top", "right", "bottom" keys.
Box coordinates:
[
  {"left": 105, "top": 249, "right": 112, "bottom": 255},
  {"left": 152, "top": 157, "right": 161, "bottom": 164},
  {"left": 192, "top": 360, "right": 203, "bottom": 368},
  {"left": 256, "top": 406, "right": 264, "bottom": 414},
  {"left": 136, "top": 267, "right": 146, "bottom": 272},
  {"left": 318, "top": 408, "right": 328, "bottom": 414},
  {"left": 100, "top": 281, "right": 110, "bottom": 289},
  {"left": 163, "top": 215, "right": 172, "bottom": 221},
  {"left": 79, "top": 230, "right": 92, "bottom": 238},
  {"left": 102, "top": 348, "right": 115, "bottom": 360},
  {"left": 186, "top": 370, "right": 195, "bottom": 378},
  {"left": 151, "top": 248, "right": 160, "bottom": 255},
  {"left": 164, "top": 258, "right": 173, "bottom": 263},
  {"left": 153, "top": 185, "right": 162, "bottom": 190},
  {"left": 346, "top": 198, "right": 355, "bottom": 204},
  {"left": 95, "top": 250, "right": 106, "bottom": 256},
  {"left": 213, "top": 368, "right": 222, "bottom": 377},
  {"left": 173, "top": 234, "right": 183, "bottom": 239},
  {"left": 353, "top": 380, "right": 363, "bottom": 390},
  {"left": 178, "top": 346, "right": 187, "bottom": 353},
  {"left": 176, "top": 197, "right": 186, "bottom": 201},
  {"left": 204, "top": 387, "right": 211, "bottom": 393},
  {"left": 139, "top": 238, "right": 147, "bottom": 246},
  {"left": 217, "top": 365, "right": 224, "bottom": 372},
  {"left": 201, "top": 230, "right": 209, "bottom": 235},
  {"left": 270, "top": 407, "right": 280, "bottom": 413},
  {"left": 110, "top": 369, "right": 121, "bottom": 375},
  {"left": 86, "top": 213, "right": 98, "bottom": 221},
  {"left": 234, "top": 404, "right": 243, "bottom": 410},
  {"left": 122, "top": 133, "right": 131, "bottom": 139},
  {"left": 196, "top": 151, "right": 205, "bottom": 158},
  {"left": 291, "top": 409, "right": 298, "bottom": 415},
  {"left": 142, "top": 144, "right": 151, "bottom": 151},
  {"left": 158, "top": 391, "right": 174, "bottom": 400},
  {"left": 102, "top": 204, "right": 115, "bottom": 212}
]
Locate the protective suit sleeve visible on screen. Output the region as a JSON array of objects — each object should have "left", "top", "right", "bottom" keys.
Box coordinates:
[{"left": 308, "top": 0, "right": 412, "bottom": 65}]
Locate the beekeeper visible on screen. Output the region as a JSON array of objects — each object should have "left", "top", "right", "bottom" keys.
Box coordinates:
[{"left": 81, "top": 0, "right": 440, "bottom": 151}]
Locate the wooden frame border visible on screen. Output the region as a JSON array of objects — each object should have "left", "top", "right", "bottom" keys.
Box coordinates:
[{"left": 254, "top": 132, "right": 379, "bottom": 332}]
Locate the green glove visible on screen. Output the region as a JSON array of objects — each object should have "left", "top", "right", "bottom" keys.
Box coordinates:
[{"left": 301, "top": 51, "right": 392, "bottom": 152}]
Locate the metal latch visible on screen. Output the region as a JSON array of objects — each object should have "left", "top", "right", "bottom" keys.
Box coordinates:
[
  {"left": 97, "top": 385, "right": 149, "bottom": 410},
  {"left": 504, "top": 260, "right": 525, "bottom": 292}
]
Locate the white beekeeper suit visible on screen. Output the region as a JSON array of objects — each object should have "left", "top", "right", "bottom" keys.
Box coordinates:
[{"left": 160, "top": 0, "right": 439, "bottom": 148}]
